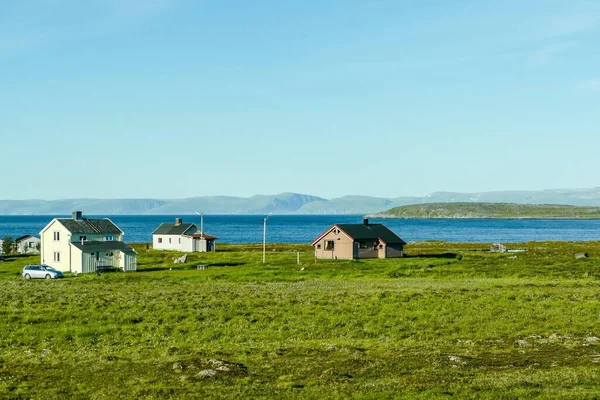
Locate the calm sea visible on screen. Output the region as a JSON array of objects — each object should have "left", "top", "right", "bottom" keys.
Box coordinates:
[{"left": 1, "top": 215, "right": 600, "bottom": 244}]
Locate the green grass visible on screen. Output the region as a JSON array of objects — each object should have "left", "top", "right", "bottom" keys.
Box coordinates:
[
  {"left": 373, "top": 202, "right": 600, "bottom": 219},
  {"left": 1, "top": 242, "right": 600, "bottom": 399}
]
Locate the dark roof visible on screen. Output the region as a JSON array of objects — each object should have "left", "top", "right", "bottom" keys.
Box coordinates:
[
  {"left": 16, "top": 235, "right": 39, "bottom": 243},
  {"left": 57, "top": 218, "right": 122, "bottom": 235},
  {"left": 71, "top": 241, "right": 136, "bottom": 253},
  {"left": 184, "top": 233, "right": 218, "bottom": 240},
  {"left": 332, "top": 223, "right": 406, "bottom": 245},
  {"left": 152, "top": 223, "right": 197, "bottom": 235}
]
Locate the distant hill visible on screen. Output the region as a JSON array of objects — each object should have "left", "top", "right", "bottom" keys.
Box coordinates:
[
  {"left": 145, "top": 193, "right": 325, "bottom": 215},
  {"left": 4, "top": 187, "right": 600, "bottom": 215},
  {"left": 0, "top": 193, "right": 326, "bottom": 215},
  {"left": 296, "top": 196, "right": 422, "bottom": 214},
  {"left": 371, "top": 203, "right": 600, "bottom": 219}
]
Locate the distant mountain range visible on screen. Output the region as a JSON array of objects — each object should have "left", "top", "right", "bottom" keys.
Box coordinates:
[{"left": 3, "top": 188, "right": 600, "bottom": 215}]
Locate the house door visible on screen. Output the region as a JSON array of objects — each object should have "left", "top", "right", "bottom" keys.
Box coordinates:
[{"left": 378, "top": 245, "right": 386, "bottom": 259}]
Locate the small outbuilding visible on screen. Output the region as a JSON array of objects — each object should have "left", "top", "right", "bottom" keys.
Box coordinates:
[
  {"left": 312, "top": 218, "right": 406, "bottom": 260},
  {"left": 16, "top": 235, "right": 41, "bottom": 254},
  {"left": 152, "top": 218, "right": 217, "bottom": 252}
]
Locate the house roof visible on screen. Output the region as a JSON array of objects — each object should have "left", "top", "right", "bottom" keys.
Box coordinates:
[
  {"left": 312, "top": 223, "right": 406, "bottom": 245},
  {"left": 183, "top": 233, "right": 218, "bottom": 240},
  {"left": 152, "top": 223, "right": 197, "bottom": 235},
  {"left": 57, "top": 218, "right": 123, "bottom": 235},
  {"left": 16, "top": 235, "right": 39, "bottom": 243},
  {"left": 71, "top": 240, "right": 136, "bottom": 253}
]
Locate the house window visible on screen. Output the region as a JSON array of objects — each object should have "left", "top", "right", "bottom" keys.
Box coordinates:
[
  {"left": 28, "top": 241, "right": 34, "bottom": 248},
  {"left": 178, "top": 238, "right": 181, "bottom": 244},
  {"left": 53, "top": 252, "right": 60, "bottom": 262},
  {"left": 158, "top": 238, "right": 163, "bottom": 244},
  {"left": 169, "top": 238, "right": 172, "bottom": 244},
  {"left": 79, "top": 236, "right": 87, "bottom": 242},
  {"left": 325, "top": 240, "right": 335, "bottom": 250},
  {"left": 316, "top": 244, "right": 321, "bottom": 249},
  {"left": 106, "top": 235, "right": 114, "bottom": 241},
  {"left": 53, "top": 232, "right": 60, "bottom": 241},
  {"left": 359, "top": 241, "right": 369, "bottom": 249}
]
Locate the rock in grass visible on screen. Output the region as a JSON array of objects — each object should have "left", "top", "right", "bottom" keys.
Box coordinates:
[
  {"left": 491, "top": 243, "right": 507, "bottom": 253},
  {"left": 172, "top": 362, "right": 183, "bottom": 372},
  {"left": 198, "top": 369, "right": 217, "bottom": 377},
  {"left": 174, "top": 254, "right": 188, "bottom": 264},
  {"left": 206, "top": 359, "right": 248, "bottom": 375},
  {"left": 575, "top": 252, "right": 589, "bottom": 259}
]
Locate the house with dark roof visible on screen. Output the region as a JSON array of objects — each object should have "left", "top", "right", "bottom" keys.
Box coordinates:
[
  {"left": 152, "top": 218, "right": 217, "bottom": 252},
  {"left": 311, "top": 218, "right": 406, "bottom": 260},
  {"left": 16, "top": 235, "right": 41, "bottom": 254},
  {"left": 39, "top": 211, "right": 137, "bottom": 273}
]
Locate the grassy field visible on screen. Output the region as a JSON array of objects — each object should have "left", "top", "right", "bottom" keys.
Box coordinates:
[
  {"left": 1, "top": 241, "right": 600, "bottom": 399},
  {"left": 372, "top": 202, "right": 600, "bottom": 219}
]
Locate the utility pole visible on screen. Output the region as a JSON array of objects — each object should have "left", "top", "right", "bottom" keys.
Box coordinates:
[{"left": 263, "top": 213, "right": 272, "bottom": 264}]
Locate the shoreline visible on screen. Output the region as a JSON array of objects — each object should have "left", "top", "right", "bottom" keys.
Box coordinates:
[{"left": 370, "top": 215, "right": 600, "bottom": 220}]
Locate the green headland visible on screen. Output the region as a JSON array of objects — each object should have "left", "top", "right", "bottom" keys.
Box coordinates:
[{"left": 372, "top": 202, "right": 600, "bottom": 219}]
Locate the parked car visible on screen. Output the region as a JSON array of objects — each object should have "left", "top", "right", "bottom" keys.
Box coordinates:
[{"left": 22, "top": 265, "right": 63, "bottom": 279}]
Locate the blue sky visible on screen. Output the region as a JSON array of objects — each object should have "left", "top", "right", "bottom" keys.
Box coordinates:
[{"left": 1, "top": 0, "right": 599, "bottom": 200}]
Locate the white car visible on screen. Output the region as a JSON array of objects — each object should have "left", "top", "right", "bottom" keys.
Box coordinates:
[{"left": 22, "top": 264, "right": 64, "bottom": 279}]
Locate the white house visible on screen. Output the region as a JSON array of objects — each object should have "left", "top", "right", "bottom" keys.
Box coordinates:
[
  {"left": 0, "top": 239, "right": 3, "bottom": 254},
  {"left": 40, "top": 211, "right": 137, "bottom": 273},
  {"left": 16, "top": 235, "right": 41, "bottom": 254},
  {"left": 152, "top": 218, "right": 217, "bottom": 252}
]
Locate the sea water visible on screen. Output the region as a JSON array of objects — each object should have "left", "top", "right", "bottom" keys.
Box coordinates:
[{"left": 1, "top": 215, "right": 600, "bottom": 244}]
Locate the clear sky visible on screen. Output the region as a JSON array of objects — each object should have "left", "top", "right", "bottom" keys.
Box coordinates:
[{"left": 1, "top": 0, "right": 599, "bottom": 200}]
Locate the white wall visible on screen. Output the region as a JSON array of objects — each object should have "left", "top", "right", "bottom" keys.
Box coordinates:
[
  {"left": 17, "top": 237, "right": 41, "bottom": 254},
  {"left": 153, "top": 235, "right": 212, "bottom": 252},
  {"left": 40, "top": 220, "right": 72, "bottom": 272},
  {"left": 153, "top": 234, "right": 185, "bottom": 251},
  {"left": 153, "top": 227, "right": 196, "bottom": 251}
]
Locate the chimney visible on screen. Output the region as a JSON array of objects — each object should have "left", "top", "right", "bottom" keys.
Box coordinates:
[
  {"left": 363, "top": 218, "right": 369, "bottom": 226},
  {"left": 175, "top": 218, "right": 182, "bottom": 226},
  {"left": 73, "top": 211, "right": 83, "bottom": 220}
]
